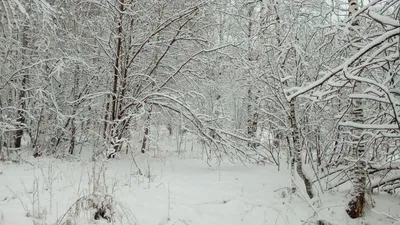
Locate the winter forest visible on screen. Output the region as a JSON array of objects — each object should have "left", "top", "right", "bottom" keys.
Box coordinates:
[{"left": 0, "top": 0, "right": 399, "bottom": 224}]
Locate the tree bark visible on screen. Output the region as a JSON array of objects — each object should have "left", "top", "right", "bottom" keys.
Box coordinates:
[
  {"left": 69, "top": 65, "right": 79, "bottom": 155},
  {"left": 141, "top": 104, "right": 153, "bottom": 153},
  {"left": 290, "top": 100, "right": 314, "bottom": 199},
  {"left": 246, "top": 5, "right": 259, "bottom": 148},
  {"left": 346, "top": 80, "right": 366, "bottom": 218},
  {"left": 346, "top": 0, "right": 366, "bottom": 219},
  {"left": 111, "top": 0, "right": 124, "bottom": 124},
  {"left": 69, "top": 117, "right": 76, "bottom": 155},
  {"left": 104, "top": 0, "right": 124, "bottom": 150},
  {"left": 15, "top": 6, "right": 30, "bottom": 149}
]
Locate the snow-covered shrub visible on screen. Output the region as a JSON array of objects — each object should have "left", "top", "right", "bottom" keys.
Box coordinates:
[{"left": 58, "top": 194, "right": 136, "bottom": 225}]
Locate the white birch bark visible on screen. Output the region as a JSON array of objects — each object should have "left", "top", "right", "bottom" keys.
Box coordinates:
[{"left": 346, "top": 0, "right": 367, "bottom": 219}]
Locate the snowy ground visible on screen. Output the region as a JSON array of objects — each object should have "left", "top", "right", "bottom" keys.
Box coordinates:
[{"left": 0, "top": 153, "right": 399, "bottom": 225}]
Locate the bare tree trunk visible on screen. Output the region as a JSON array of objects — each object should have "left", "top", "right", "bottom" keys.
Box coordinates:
[
  {"left": 69, "top": 117, "right": 76, "bottom": 155},
  {"left": 316, "top": 127, "right": 322, "bottom": 170},
  {"left": 346, "top": 83, "right": 366, "bottom": 218},
  {"left": 15, "top": 88, "right": 27, "bottom": 148},
  {"left": 103, "top": 97, "right": 110, "bottom": 139},
  {"left": 247, "top": 89, "right": 259, "bottom": 148},
  {"left": 69, "top": 65, "right": 79, "bottom": 155},
  {"left": 346, "top": 0, "right": 366, "bottom": 219},
  {"left": 15, "top": 9, "right": 30, "bottom": 149},
  {"left": 0, "top": 129, "right": 3, "bottom": 161},
  {"left": 104, "top": 0, "right": 124, "bottom": 150},
  {"left": 290, "top": 100, "right": 314, "bottom": 199},
  {"left": 141, "top": 104, "right": 153, "bottom": 153},
  {"left": 273, "top": 0, "right": 295, "bottom": 181},
  {"left": 246, "top": 5, "right": 259, "bottom": 148},
  {"left": 110, "top": 0, "right": 124, "bottom": 125}
]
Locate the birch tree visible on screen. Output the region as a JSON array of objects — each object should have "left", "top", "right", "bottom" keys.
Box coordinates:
[
  {"left": 345, "top": 0, "right": 367, "bottom": 218},
  {"left": 280, "top": 0, "right": 400, "bottom": 218}
]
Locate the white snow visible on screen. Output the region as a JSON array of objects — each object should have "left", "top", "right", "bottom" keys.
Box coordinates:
[{"left": 0, "top": 154, "right": 399, "bottom": 225}]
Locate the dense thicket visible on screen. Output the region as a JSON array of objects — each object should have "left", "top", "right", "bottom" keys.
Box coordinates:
[{"left": 0, "top": 0, "right": 399, "bottom": 219}]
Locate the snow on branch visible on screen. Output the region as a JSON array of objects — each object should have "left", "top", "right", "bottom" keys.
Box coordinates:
[
  {"left": 367, "top": 10, "right": 400, "bottom": 27},
  {"left": 339, "top": 121, "right": 399, "bottom": 130},
  {"left": 370, "top": 175, "right": 400, "bottom": 190},
  {"left": 12, "top": 0, "right": 29, "bottom": 18},
  {"left": 287, "top": 25, "right": 399, "bottom": 102},
  {"left": 348, "top": 94, "right": 390, "bottom": 104}
]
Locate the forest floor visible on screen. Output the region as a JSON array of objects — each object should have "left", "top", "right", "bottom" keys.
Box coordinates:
[{"left": 0, "top": 153, "right": 399, "bottom": 225}]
